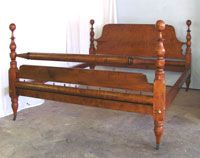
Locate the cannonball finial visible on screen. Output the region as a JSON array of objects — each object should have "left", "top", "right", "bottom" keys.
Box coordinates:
[
  {"left": 90, "top": 19, "right": 94, "bottom": 25},
  {"left": 186, "top": 20, "right": 191, "bottom": 27},
  {"left": 156, "top": 20, "right": 165, "bottom": 31},
  {"left": 9, "top": 23, "right": 16, "bottom": 32}
]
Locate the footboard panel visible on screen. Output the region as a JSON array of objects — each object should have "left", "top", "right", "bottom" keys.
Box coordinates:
[{"left": 18, "top": 65, "right": 153, "bottom": 92}]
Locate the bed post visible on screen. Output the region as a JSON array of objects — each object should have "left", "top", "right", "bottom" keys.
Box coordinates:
[
  {"left": 153, "top": 20, "right": 166, "bottom": 150},
  {"left": 185, "top": 20, "right": 192, "bottom": 91},
  {"left": 9, "top": 23, "right": 18, "bottom": 121},
  {"left": 89, "top": 19, "right": 95, "bottom": 69}
]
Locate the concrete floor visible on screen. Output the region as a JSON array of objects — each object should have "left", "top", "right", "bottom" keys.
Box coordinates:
[{"left": 0, "top": 89, "right": 200, "bottom": 158}]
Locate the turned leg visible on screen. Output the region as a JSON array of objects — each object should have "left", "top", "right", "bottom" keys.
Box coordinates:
[
  {"left": 11, "top": 97, "right": 18, "bottom": 121},
  {"left": 9, "top": 23, "right": 19, "bottom": 121},
  {"left": 154, "top": 120, "right": 164, "bottom": 150},
  {"left": 153, "top": 20, "right": 166, "bottom": 150},
  {"left": 185, "top": 74, "right": 191, "bottom": 91}
]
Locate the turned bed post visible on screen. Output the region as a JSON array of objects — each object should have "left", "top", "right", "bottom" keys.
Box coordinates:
[
  {"left": 185, "top": 20, "right": 192, "bottom": 91},
  {"left": 9, "top": 23, "right": 19, "bottom": 121},
  {"left": 153, "top": 20, "right": 166, "bottom": 150},
  {"left": 89, "top": 19, "right": 96, "bottom": 69}
]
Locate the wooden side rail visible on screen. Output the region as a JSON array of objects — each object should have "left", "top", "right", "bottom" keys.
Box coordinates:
[
  {"left": 16, "top": 53, "right": 185, "bottom": 67},
  {"left": 17, "top": 89, "right": 153, "bottom": 115},
  {"left": 166, "top": 69, "right": 191, "bottom": 107},
  {"left": 17, "top": 52, "right": 186, "bottom": 72},
  {"left": 18, "top": 65, "right": 153, "bottom": 92},
  {"left": 84, "top": 62, "right": 185, "bottom": 72},
  {"left": 16, "top": 82, "right": 153, "bottom": 105},
  {"left": 17, "top": 52, "right": 185, "bottom": 66}
]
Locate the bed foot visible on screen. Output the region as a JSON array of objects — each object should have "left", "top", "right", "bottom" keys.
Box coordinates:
[
  {"left": 154, "top": 120, "right": 164, "bottom": 150},
  {"left": 11, "top": 97, "right": 18, "bottom": 121},
  {"left": 13, "top": 114, "right": 17, "bottom": 121},
  {"left": 185, "top": 75, "right": 191, "bottom": 91},
  {"left": 155, "top": 144, "right": 160, "bottom": 150}
]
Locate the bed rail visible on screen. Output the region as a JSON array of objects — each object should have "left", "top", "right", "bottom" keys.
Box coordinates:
[
  {"left": 16, "top": 53, "right": 185, "bottom": 67},
  {"left": 16, "top": 82, "right": 153, "bottom": 105}
]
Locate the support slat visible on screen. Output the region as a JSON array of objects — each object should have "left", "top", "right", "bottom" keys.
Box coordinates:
[
  {"left": 16, "top": 82, "right": 153, "bottom": 104},
  {"left": 18, "top": 65, "right": 153, "bottom": 92},
  {"left": 17, "top": 89, "right": 153, "bottom": 115}
]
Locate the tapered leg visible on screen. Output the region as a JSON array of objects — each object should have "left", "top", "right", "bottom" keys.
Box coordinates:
[
  {"left": 11, "top": 97, "right": 18, "bottom": 121},
  {"left": 185, "top": 74, "right": 191, "bottom": 91},
  {"left": 154, "top": 120, "right": 164, "bottom": 150}
]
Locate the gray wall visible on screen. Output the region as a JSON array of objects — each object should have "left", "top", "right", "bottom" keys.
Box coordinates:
[{"left": 116, "top": 0, "right": 200, "bottom": 89}]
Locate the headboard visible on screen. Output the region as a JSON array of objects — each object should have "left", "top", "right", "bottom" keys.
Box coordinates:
[{"left": 90, "top": 23, "right": 185, "bottom": 59}]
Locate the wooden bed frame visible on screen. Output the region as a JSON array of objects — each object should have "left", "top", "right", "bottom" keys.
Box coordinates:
[{"left": 9, "top": 20, "right": 192, "bottom": 149}]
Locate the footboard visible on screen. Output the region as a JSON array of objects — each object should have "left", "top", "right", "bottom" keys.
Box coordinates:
[
  {"left": 8, "top": 23, "right": 154, "bottom": 116},
  {"left": 18, "top": 65, "right": 153, "bottom": 92}
]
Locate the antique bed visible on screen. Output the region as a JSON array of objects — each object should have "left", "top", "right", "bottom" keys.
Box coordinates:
[{"left": 9, "top": 20, "right": 192, "bottom": 149}]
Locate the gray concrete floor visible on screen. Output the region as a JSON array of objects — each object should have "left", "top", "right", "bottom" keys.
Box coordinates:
[{"left": 0, "top": 89, "right": 200, "bottom": 158}]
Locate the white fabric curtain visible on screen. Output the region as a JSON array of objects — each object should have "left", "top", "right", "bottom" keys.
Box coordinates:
[
  {"left": 0, "top": 0, "right": 117, "bottom": 118},
  {"left": 66, "top": 0, "right": 117, "bottom": 54}
]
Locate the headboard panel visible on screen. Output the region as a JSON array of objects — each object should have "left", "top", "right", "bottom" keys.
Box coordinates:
[{"left": 94, "top": 24, "right": 185, "bottom": 59}]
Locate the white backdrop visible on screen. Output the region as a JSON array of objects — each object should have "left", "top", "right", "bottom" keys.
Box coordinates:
[
  {"left": 0, "top": 0, "right": 67, "bottom": 117},
  {"left": 1, "top": 0, "right": 198, "bottom": 118},
  {"left": 116, "top": 0, "right": 200, "bottom": 89},
  {"left": 66, "top": 0, "right": 117, "bottom": 54},
  {"left": 0, "top": 0, "right": 117, "bottom": 117}
]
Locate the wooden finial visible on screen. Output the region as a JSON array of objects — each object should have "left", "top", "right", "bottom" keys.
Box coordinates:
[
  {"left": 186, "top": 20, "right": 192, "bottom": 28},
  {"left": 186, "top": 20, "right": 192, "bottom": 49},
  {"left": 155, "top": 20, "right": 166, "bottom": 80},
  {"left": 186, "top": 20, "right": 192, "bottom": 55},
  {"left": 9, "top": 23, "right": 16, "bottom": 32},
  {"left": 89, "top": 19, "right": 95, "bottom": 54},
  {"left": 9, "top": 23, "right": 17, "bottom": 67},
  {"left": 90, "top": 19, "right": 94, "bottom": 25},
  {"left": 155, "top": 20, "right": 165, "bottom": 32}
]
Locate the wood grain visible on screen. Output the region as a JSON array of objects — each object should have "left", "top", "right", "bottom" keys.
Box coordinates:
[
  {"left": 17, "top": 89, "right": 153, "bottom": 115},
  {"left": 95, "top": 24, "right": 184, "bottom": 59},
  {"left": 16, "top": 82, "right": 153, "bottom": 104},
  {"left": 18, "top": 65, "right": 153, "bottom": 92}
]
